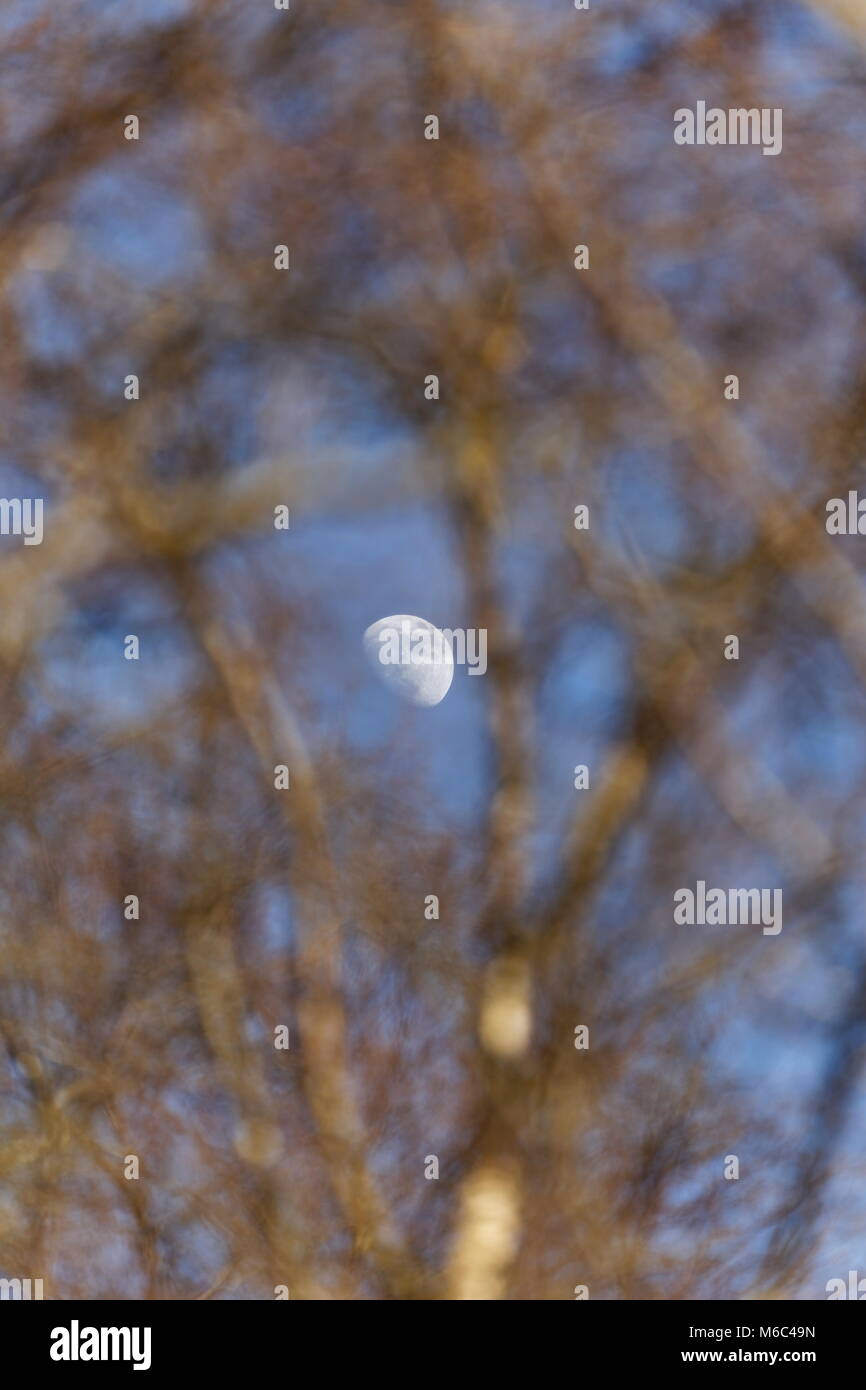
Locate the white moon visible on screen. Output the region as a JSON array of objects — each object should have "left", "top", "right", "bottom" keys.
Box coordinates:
[{"left": 363, "top": 614, "right": 454, "bottom": 706}]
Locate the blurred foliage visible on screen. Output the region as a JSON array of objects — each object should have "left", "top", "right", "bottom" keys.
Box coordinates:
[{"left": 0, "top": 0, "right": 865, "bottom": 1299}]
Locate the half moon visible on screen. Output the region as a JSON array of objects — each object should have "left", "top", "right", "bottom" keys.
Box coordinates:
[{"left": 363, "top": 614, "right": 454, "bottom": 707}]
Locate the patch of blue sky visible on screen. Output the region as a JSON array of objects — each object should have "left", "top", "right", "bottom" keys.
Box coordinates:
[
  {"left": 255, "top": 882, "right": 295, "bottom": 957},
  {"left": 69, "top": 165, "right": 207, "bottom": 290},
  {"left": 10, "top": 274, "right": 84, "bottom": 366},
  {"left": 43, "top": 619, "right": 197, "bottom": 730},
  {"left": 722, "top": 638, "right": 866, "bottom": 800},
  {"left": 0, "top": 0, "right": 51, "bottom": 39},
  {"left": 79, "top": 0, "right": 194, "bottom": 38},
  {"left": 595, "top": 448, "right": 695, "bottom": 566}
]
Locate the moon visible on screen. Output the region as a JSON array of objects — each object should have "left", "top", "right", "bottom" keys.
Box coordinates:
[{"left": 363, "top": 614, "right": 454, "bottom": 706}]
